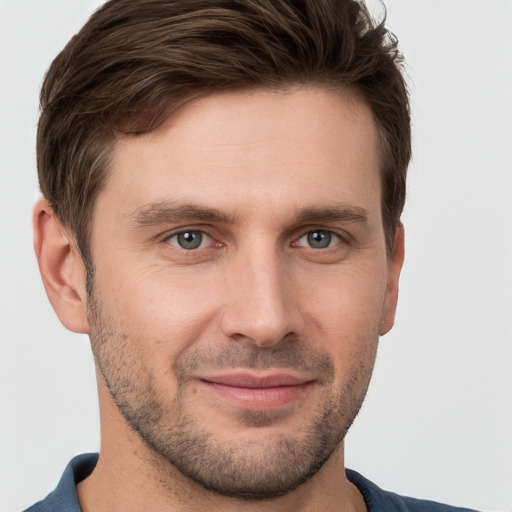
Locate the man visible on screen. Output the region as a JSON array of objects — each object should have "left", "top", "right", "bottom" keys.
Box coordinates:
[{"left": 26, "top": 0, "right": 478, "bottom": 510}]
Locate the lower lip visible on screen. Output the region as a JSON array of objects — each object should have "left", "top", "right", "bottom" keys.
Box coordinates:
[{"left": 201, "top": 381, "right": 313, "bottom": 410}]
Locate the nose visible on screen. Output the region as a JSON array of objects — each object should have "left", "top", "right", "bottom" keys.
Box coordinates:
[{"left": 220, "top": 243, "right": 300, "bottom": 348}]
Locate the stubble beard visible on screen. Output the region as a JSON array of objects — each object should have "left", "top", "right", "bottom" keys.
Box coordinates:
[{"left": 88, "top": 292, "right": 375, "bottom": 501}]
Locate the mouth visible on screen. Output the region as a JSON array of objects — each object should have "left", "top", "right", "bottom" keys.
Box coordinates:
[{"left": 198, "top": 372, "right": 315, "bottom": 411}]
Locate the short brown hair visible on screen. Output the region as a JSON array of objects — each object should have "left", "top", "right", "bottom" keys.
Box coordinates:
[{"left": 37, "top": 0, "right": 410, "bottom": 281}]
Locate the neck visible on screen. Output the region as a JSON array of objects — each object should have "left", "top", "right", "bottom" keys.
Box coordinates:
[{"left": 78, "top": 444, "right": 365, "bottom": 512}]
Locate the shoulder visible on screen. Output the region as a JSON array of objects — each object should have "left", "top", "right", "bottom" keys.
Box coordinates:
[
  {"left": 24, "top": 454, "right": 98, "bottom": 512},
  {"left": 347, "top": 469, "right": 480, "bottom": 512}
]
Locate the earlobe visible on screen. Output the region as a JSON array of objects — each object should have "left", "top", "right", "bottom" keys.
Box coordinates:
[
  {"left": 379, "top": 226, "right": 405, "bottom": 336},
  {"left": 33, "top": 198, "right": 90, "bottom": 334}
]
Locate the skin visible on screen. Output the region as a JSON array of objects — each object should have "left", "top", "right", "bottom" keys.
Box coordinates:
[{"left": 34, "top": 86, "right": 404, "bottom": 512}]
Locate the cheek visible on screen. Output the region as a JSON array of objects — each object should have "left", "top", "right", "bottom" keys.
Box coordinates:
[
  {"left": 300, "top": 263, "right": 388, "bottom": 359},
  {"left": 94, "top": 260, "right": 224, "bottom": 360},
  {"left": 303, "top": 261, "right": 388, "bottom": 322}
]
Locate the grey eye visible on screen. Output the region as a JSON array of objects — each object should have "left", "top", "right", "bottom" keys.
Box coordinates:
[
  {"left": 296, "top": 230, "right": 341, "bottom": 249},
  {"left": 307, "top": 231, "right": 332, "bottom": 248},
  {"left": 168, "top": 231, "right": 209, "bottom": 250}
]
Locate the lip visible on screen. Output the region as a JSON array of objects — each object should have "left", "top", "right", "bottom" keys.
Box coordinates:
[{"left": 198, "top": 372, "right": 315, "bottom": 411}]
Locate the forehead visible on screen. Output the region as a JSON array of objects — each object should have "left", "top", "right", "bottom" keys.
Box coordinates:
[{"left": 102, "top": 86, "right": 381, "bottom": 224}]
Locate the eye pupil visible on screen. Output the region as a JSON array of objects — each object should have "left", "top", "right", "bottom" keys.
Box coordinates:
[
  {"left": 307, "top": 231, "right": 331, "bottom": 249},
  {"left": 177, "top": 231, "right": 202, "bottom": 250}
]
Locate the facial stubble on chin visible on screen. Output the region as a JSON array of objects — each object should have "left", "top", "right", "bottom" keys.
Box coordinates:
[{"left": 87, "top": 292, "right": 376, "bottom": 501}]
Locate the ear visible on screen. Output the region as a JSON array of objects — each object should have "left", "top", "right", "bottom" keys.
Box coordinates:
[
  {"left": 33, "top": 198, "right": 90, "bottom": 334},
  {"left": 379, "top": 225, "right": 405, "bottom": 336}
]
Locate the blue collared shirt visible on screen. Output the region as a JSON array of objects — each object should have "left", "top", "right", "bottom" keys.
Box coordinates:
[{"left": 25, "top": 453, "right": 478, "bottom": 512}]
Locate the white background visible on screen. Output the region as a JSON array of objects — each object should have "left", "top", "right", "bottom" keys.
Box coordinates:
[{"left": 0, "top": 1, "right": 511, "bottom": 510}]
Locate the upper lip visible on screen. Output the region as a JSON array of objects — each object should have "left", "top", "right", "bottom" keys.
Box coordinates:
[{"left": 200, "top": 372, "right": 313, "bottom": 388}]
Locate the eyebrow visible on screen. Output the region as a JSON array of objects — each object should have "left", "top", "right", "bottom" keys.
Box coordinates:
[
  {"left": 295, "top": 205, "right": 369, "bottom": 225},
  {"left": 129, "top": 201, "right": 369, "bottom": 228},
  {"left": 130, "top": 201, "right": 238, "bottom": 227}
]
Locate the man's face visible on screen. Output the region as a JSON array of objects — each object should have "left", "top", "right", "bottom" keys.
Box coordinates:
[{"left": 87, "top": 87, "right": 401, "bottom": 498}]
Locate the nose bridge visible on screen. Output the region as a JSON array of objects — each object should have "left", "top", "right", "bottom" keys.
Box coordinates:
[{"left": 220, "top": 236, "right": 296, "bottom": 346}]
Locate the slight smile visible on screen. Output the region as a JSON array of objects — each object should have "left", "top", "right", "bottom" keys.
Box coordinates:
[{"left": 199, "top": 372, "right": 316, "bottom": 411}]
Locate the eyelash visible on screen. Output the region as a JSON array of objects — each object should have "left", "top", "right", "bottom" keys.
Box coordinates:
[
  {"left": 293, "top": 230, "right": 344, "bottom": 250},
  {"left": 164, "top": 230, "right": 216, "bottom": 251}
]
